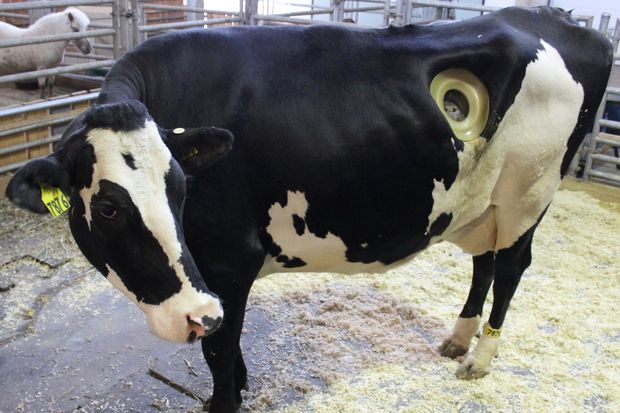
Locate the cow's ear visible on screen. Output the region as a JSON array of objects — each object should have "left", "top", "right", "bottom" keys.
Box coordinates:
[
  {"left": 165, "top": 126, "right": 234, "bottom": 174},
  {"left": 6, "top": 156, "right": 70, "bottom": 214}
]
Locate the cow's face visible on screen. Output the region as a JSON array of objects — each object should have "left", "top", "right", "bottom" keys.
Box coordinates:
[{"left": 6, "top": 101, "right": 234, "bottom": 344}]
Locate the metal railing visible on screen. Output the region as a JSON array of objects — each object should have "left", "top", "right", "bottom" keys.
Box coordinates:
[{"left": 0, "top": 91, "right": 99, "bottom": 174}]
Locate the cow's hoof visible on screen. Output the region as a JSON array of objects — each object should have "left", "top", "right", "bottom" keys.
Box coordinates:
[
  {"left": 204, "top": 397, "right": 240, "bottom": 413},
  {"left": 455, "top": 355, "right": 490, "bottom": 380},
  {"left": 438, "top": 339, "right": 469, "bottom": 359}
]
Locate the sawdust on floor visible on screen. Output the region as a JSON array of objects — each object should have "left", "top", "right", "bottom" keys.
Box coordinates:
[{"left": 248, "top": 189, "right": 619, "bottom": 412}]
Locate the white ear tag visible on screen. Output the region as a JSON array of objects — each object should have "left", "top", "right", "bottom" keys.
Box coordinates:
[{"left": 173, "top": 128, "right": 185, "bottom": 135}]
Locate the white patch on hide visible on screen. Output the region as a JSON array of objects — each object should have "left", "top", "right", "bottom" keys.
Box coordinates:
[
  {"left": 426, "top": 40, "right": 584, "bottom": 254},
  {"left": 259, "top": 191, "right": 350, "bottom": 275},
  {"left": 106, "top": 265, "right": 223, "bottom": 343}
]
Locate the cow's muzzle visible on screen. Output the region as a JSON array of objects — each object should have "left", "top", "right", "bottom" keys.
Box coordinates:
[{"left": 187, "top": 315, "right": 223, "bottom": 342}]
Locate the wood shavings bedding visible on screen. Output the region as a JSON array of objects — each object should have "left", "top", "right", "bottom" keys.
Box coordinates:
[{"left": 248, "top": 190, "right": 619, "bottom": 412}]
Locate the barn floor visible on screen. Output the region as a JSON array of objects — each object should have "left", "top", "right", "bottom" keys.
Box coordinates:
[{"left": 0, "top": 178, "right": 618, "bottom": 413}]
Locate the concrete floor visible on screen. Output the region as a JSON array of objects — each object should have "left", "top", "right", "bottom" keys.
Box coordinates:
[{"left": 0, "top": 199, "right": 337, "bottom": 413}]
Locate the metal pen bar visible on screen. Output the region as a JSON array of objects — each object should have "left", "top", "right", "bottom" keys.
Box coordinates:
[
  {"left": 599, "top": 12, "right": 611, "bottom": 34},
  {"left": 383, "top": 0, "right": 392, "bottom": 26},
  {"left": 140, "top": 4, "right": 240, "bottom": 15},
  {"left": 0, "top": 135, "right": 61, "bottom": 157},
  {"left": 586, "top": 169, "right": 620, "bottom": 182},
  {"left": 343, "top": 6, "right": 385, "bottom": 13},
  {"left": 252, "top": 15, "right": 317, "bottom": 25},
  {"left": 0, "top": 0, "right": 113, "bottom": 12},
  {"left": 252, "top": 14, "right": 374, "bottom": 28},
  {"left": 64, "top": 52, "right": 112, "bottom": 60},
  {"left": 573, "top": 15, "right": 593, "bottom": 27},
  {"left": 119, "top": 0, "right": 130, "bottom": 54},
  {"left": 409, "top": 0, "right": 499, "bottom": 13},
  {"left": 0, "top": 29, "right": 116, "bottom": 49},
  {"left": 93, "top": 43, "right": 114, "bottom": 50},
  {"left": 0, "top": 60, "right": 115, "bottom": 84},
  {"left": 599, "top": 118, "right": 620, "bottom": 129},
  {"left": 590, "top": 153, "right": 620, "bottom": 165},
  {"left": 607, "top": 86, "right": 620, "bottom": 95},
  {"left": 280, "top": 2, "right": 331, "bottom": 9},
  {"left": 112, "top": 0, "right": 121, "bottom": 59},
  {"left": 0, "top": 159, "right": 38, "bottom": 174},
  {"left": 0, "top": 12, "right": 28, "bottom": 19},
  {"left": 138, "top": 17, "right": 241, "bottom": 32},
  {"left": 0, "top": 118, "right": 73, "bottom": 138},
  {"left": 271, "top": 9, "right": 333, "bottom": 17},
  {"left": 348, "top": 0, "right": 388, "bottom": 3},
  {"left": 131, "top": 0, "right": 140, "bottom": 49},
  {"left": 0, "top": 91, "right": 98, "bottom": 117}
]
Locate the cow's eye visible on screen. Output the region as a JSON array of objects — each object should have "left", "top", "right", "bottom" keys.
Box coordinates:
[
  {"left": 98, "top": 204, "right": 117, "bottom": 220},
  {"left": 72, "top": 27, "right": 79, "bottom": 32}
]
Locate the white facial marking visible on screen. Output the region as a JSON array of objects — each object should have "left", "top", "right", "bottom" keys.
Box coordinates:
[
  {"left": 81, "top": 120, "right": 182, "bottom": 262},
  {"left": 426, "top": 40, "right": 584, "bottom": 254},
  {"left": 106, "top": 266, "right": 223, "bottom": 343}
]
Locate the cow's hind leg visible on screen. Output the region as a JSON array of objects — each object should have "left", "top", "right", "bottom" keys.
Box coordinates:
[
  {"left": 439, "top": 251, "right": 494, "bottom": 358},
  {"left": 455, "top": 223, "right": 538, "bottom": 380}
]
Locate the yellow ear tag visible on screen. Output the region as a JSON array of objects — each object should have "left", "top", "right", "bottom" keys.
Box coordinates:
[{"left": 40, "top": 184, "right": 70, "bottom": 217}]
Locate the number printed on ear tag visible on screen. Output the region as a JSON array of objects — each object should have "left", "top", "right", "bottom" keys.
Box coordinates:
[{"left": 40, "top": 184, "right": 70, "bottom": 217}]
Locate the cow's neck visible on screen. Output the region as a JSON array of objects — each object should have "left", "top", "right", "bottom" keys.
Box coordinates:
[{"left": 96, "top": 58, "right": 146, "bottom": 107}]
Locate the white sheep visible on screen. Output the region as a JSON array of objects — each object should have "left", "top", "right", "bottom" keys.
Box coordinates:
[{"left": 0, "top": 7, "right": 92, "bottom": 98}]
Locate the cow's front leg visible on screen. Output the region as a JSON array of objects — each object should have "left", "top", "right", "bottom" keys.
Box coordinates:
[
  {"left": 456, "top": 223, "right": 537, "bottom": 380},
  {"left": 201, "top": 282, "right": 251, "bottom": 413},
  {"left": 234, "top": 352, "right": 248, "bottom": 403},
  {"left": 440, "top": 251, "right": 494, "bottom": 358}
]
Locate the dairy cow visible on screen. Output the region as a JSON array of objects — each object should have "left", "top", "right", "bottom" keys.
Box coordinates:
[{"left": 5, "top": 7, "right": 612, "bottom": 412}]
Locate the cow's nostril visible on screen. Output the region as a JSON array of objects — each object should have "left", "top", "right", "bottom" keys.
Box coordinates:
[
  {"left": 202, "top": 316, "right": 222, "bottom": 331},
  {"left": 187, "top": 315, "right": 202, "bottom": 327}
]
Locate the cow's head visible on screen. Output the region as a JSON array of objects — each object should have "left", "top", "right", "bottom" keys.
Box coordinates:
[{"left": 6, "top": 101, "right": 233, "bottom": 343}]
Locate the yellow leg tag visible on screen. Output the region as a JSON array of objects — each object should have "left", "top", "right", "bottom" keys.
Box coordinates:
[
  {"left": 40, "top": 184, "right": 70, "bottom": 217},
  {"left": 482, "top": 322, "right": 501, "bottom": 338}
]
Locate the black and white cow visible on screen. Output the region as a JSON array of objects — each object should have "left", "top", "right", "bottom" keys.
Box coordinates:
[{"left": 5, "top": 7, "right": 612, "bottom": 412}]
